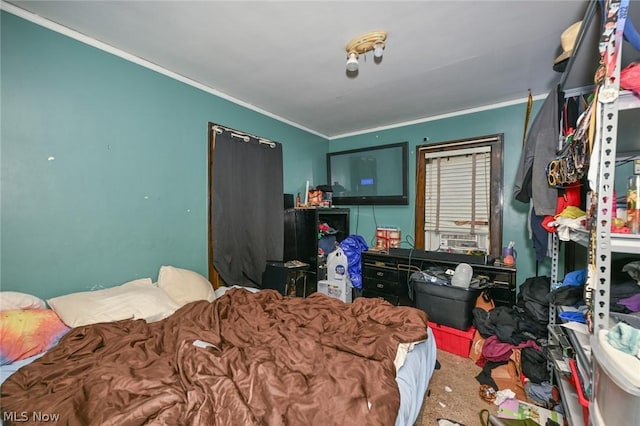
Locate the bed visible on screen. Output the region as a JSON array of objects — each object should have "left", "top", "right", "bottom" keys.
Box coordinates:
[{"left": 0, "top": 267, "right": 437, "bottom": 426}]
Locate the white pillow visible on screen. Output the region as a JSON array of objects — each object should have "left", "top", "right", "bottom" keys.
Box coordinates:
[
  {"left": 0, "top": 292, "right": 47, "bottom": 311},
  {"left": 214, "top": 285, "right": 260, "bottom": 298},
  {"left": 157, "top": 266, "right": 216, "bottom": 307},
  {"left": 47, "top": 278, "right": 179, "bottom": 328}
]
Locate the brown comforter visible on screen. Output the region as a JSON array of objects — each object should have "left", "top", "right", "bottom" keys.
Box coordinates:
[{"left": 1, "top": 289, "right": 428, "bottom": 426}]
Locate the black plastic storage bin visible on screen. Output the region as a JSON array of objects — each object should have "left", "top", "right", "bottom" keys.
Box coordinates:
[{"left": 411, "top": 270, "right": 481, "bottom": 330}]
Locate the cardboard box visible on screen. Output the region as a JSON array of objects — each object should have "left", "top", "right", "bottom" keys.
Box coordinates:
[
  {"left": 318, "top": 279, "right": 352, "bottom": 303},
  {"left": 375, "top": 227, "right": 401, "bottom": 250},
  {"left": 468, "top": 329, "right": 486, "bottom": 363},
  {"left": 491, "top": 359, "right": 527, "bottom": 402},
  {"left": 497, "top": 399, "right": 564, "bottom": 424}
]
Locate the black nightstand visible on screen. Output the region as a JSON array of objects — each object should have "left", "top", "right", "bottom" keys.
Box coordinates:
[{"left": 261, "top": 261, "right": 315, "bottom": 297}]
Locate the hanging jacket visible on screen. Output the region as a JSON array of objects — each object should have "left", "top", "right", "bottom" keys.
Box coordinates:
[{"left": 513, "top": 90, "right": 560, "bottom": 216}]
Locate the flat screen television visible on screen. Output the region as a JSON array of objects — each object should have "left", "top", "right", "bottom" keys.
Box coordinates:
[{"left": 326, "top": 141, "right": 408, "bottom": 205}]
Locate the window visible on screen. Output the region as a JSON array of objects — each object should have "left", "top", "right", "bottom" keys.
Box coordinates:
[{"left": 414, "top": 135, "right": 503, "bottom": 258}]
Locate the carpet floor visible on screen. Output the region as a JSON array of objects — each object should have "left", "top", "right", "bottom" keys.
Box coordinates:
[{"left": 417, "top": 349, "right": 498, "bottom": 426}]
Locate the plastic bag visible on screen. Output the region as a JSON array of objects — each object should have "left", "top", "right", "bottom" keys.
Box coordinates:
[
  {"left": 326, "top": 247, "right": 350, "bottom": 285},
  {"left": 338, "top": 235, "right": 368, "bottom": 289}
]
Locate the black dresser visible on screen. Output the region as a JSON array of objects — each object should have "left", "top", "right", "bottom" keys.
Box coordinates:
[{"left": 361, "top": 248, "right": 517, "bottom": 307}]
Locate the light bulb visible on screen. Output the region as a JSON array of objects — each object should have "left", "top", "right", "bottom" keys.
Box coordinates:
[
  {"left": 373, "top": 42, "right": 384, "bottom": 58},
  {"left": 346, "top": 52, "right": 359, "bottom": 72}
]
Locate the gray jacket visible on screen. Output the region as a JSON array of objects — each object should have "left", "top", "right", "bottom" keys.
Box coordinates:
[{"left": 513, "top": 90, "right": 559, "bottom": 216}]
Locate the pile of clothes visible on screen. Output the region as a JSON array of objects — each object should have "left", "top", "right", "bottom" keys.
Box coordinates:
[
  {"left": 472, "top": 260, "right": 640, "bottom": 412},
  {"left": 609, "top": 260, "right": 640, "bottom": 314},
  {"left": 472, "top": 275, "right": 568, "bottom": 412}
]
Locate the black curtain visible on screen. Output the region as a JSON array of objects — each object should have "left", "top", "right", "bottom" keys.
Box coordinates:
[{"left": 210, "top": 125, "right": 284, "bottom": 287}]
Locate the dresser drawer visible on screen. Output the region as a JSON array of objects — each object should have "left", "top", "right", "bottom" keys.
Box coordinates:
[
  {"left": 363, "top": 265, "right": 399, "bottom": 282},
  {"left": 362, "top": 276, "right": 400, "bottom": 295}
]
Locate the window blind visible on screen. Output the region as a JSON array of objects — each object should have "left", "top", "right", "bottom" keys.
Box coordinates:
[{"left": 424, "top": 146, "right": 491, "bottom": 236}]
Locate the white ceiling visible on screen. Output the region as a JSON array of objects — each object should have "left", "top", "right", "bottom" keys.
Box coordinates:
[{"left": 4, "top": 0, "right": 592, "bottom": 139}]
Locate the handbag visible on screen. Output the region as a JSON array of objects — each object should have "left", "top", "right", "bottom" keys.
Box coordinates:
[{"left": 475, "top": 290, "right": 495, "bottom": 311}]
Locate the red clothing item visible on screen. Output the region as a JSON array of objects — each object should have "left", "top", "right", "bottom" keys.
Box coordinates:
[
  {"left": 482, "top": 335, "right": 541, "bottom": 362},
  {"left": 556, "top": 184, "right": 581, "bottom": 215}
]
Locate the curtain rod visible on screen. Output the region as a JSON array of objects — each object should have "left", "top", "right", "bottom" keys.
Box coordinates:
[{"left": 211, "top": 124, "right": 276, "bottom": 148}]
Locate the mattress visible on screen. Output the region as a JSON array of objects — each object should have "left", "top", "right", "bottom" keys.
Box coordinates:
[{"left": 395, "top": 327, "right": 437, "bottom": 426}]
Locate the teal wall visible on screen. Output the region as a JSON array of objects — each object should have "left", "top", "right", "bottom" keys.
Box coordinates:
[
  {"left": 1, "top": 12, "right": 326, "bottom": 299},
  {"left": 1, "top": 11, "right": 550, "bottom": 300},
  {"left": 329, "top": 101, "right": 548, "bottom": 287}
]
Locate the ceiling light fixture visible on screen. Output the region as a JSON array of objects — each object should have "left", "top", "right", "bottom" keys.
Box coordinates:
[
  {"left": 346, "top": 52, "right": 359, "bottom": 71},
  {"left": 373, "top": 42, "right": 384, "bottom": 59},
  {"left": 345, "top": 31, "right": 387, "bottom": 72}
]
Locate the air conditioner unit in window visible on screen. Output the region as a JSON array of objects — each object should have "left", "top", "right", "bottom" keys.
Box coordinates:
[{"left": 439, "top": 233, "right": 484, "bottom": 253}]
